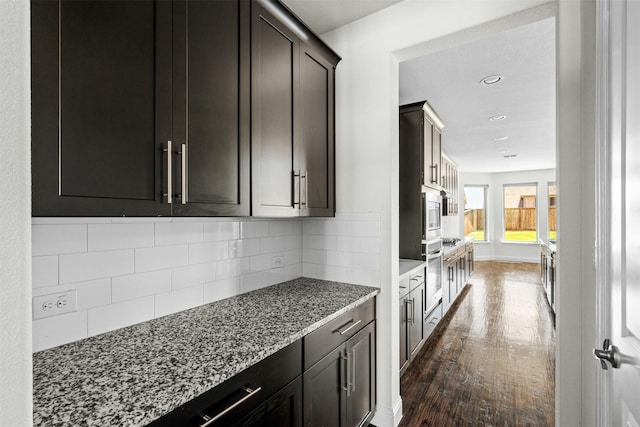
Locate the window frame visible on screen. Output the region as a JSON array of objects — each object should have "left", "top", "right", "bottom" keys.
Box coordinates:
[
  {"left": 502, "top": 182, "right": 538, "bottom": 243},
  {"left": 463, "top": 184, "right": 488, "bottom": 242}
]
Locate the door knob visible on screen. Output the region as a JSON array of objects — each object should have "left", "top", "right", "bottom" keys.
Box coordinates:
[{"left": 593, "top": 338, "right": 620, "bottom": 370}]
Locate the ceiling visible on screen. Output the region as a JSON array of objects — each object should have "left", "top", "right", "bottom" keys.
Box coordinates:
[
  {"left": 282, "top": 1, "right": 557, "bottom": 174},
  {"left": 282, "top": 0, "right": 404, "bottom": 34},
  {"left": 400, "top": 18, "right": 556, "bottom": 173}
]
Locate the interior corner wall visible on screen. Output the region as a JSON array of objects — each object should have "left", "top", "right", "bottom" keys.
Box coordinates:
[
  {"left": 0, "top": 1, "right": 33, "bottom": 425},
  {"left": 320, "top": 0, "right": 554, "bottom": 425},
  {"left": 459, "top": 169, "right": 557, "bottom": 263}
]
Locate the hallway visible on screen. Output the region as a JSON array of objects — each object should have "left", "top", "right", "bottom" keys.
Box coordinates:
[{"left": 399, "top": 261, "right": 556, "bottom": 426}]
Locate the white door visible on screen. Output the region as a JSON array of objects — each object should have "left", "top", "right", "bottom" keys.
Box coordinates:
[{"left": 596, "top": 0, "right": 640, "bottom": 425}]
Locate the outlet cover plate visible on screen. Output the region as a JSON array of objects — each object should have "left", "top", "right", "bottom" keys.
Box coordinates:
[{"left": 33, "top": 290, "right": 78, "bottom": 320}]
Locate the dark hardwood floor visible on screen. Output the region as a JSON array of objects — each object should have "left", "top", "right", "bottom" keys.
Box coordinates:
[{"left": 399, "top": 261, "right": 556, "bottom": 426}]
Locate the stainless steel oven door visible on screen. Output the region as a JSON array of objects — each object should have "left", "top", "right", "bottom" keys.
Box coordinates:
[{"left": 425, "top": 248, "right": 443, "bottom": 315}]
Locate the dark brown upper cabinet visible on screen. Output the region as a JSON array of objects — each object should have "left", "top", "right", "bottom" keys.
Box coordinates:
[
  {"left": 251, "top": 0, "right": 340, "bottom": 217},
  {"left": 171, "top": 0, "right": 250, "bottom": 216},
  {"left": 31, "top": 1, "right": 173, "bottom": 216},
  {"left": 32, "top": 0, "right": 338, "bottom": 218}
]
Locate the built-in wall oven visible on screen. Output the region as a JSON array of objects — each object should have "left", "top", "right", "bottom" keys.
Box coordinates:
[
  {"left": 422, "top": 188, "right": 442, "bottom": 242},
  {"left": 424, "top": 239, "right": 443, "bottom": 315}
]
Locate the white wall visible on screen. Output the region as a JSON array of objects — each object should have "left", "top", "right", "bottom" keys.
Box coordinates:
[
  {"left": 0, "top": 1, "right": 32, "bottom": 425},
  {"left": 456, "top": 169, "right": 557, "bottom": 263},
  {"left": 321, "top": 1, "right": 557, "bottom": 425}
]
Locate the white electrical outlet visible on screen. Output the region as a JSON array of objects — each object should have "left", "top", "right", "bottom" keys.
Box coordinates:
[
  {"left": 33, "top": 290, "right": 78, "bottom": 320},
  {"left": 271, "top": 255, "right": 284, "bottom": 268}
]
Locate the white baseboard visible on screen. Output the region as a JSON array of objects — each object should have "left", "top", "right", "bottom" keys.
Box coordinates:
[{"left": 370, "top": 396, "right": 403, "bottom": 427}]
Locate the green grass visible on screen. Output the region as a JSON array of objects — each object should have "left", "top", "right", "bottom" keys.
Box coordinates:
[
  {"left": 549, "top": 230, "right": 557, "bottom": 240},
  {"left": 466, "top": 230, "right": 485, "bottom": 241},
  {"left": 504, "top": 230, "right": 538, "bottom": 242}
]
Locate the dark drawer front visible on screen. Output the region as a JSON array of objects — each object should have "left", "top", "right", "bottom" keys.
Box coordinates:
[
  {"left": 303, "top": 298, "right": 375, "bottom": 370},
  {"left": 148, "top": 340, "right": 302, "bottom": 427}
]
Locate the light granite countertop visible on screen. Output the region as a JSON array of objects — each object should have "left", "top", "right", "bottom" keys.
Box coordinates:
[{"left": 33, "top": 278, "right": 378, "bottom": 427}]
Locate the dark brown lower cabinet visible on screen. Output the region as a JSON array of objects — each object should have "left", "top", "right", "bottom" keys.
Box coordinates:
[
  {"left": 399, "top": 297, "right": 409, "bottom": 372},
  {"left": 237, "top": 377, "right": 302, "bottom": 427},
  {"left": 303, "top": 321, "right": 376, "bottom": 427}
]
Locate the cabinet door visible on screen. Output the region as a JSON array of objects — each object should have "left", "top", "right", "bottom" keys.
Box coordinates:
[
  {"left": 251, "top": 2, "right": 299, "bottom": 217},
  {"left": 171, "top": 0, "right": 250, "bottom": 216},
  {"left": 237, "top": 377, "right": 302, "bottom": 427},
  {"left": 399, "top": 298, "right": 409, "bottom": 372},
  {"left": 298, "top": 44, "right": 335, "bottom": 217},
  {"left": 423, "top": 116, "right": 434, "bottom": 185},
  {"left": 303, "top": 345, "right": 345, "bottom": 427},
  {"left": 32, "top": 0, "right": 171, "bottom": 216},
  {"left": 345, "top": 321, "right": 376, "bottom": 427},
  {"left": 432, "top": 126, "right": 442, "bottom": 187},
  {"left": 408, "top": 286, "right": 423, "bottom": 357}
]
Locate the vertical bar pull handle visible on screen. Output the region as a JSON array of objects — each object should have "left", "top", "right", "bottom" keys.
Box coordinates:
[
  {"left": 163, "top": 141, "right": 172, "bottom": 204},
  {"left": 301, "top": 171, "right": 308, "bottom": 207},
  {"left": 180, "top": 143, "right": 187, "bottom": 204},
  {"left": 292, "top": 170, "right": 301, "bottom": 207}
]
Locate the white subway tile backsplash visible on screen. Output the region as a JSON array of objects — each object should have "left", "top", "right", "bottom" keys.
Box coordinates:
[
  {"left": 216, "top": 258, "right": 250, "bottom": 280},
  {"left": 60, "top": 250, "right": 134, "bottom": 284},
  {"left": 203, "top": 277, "right": 240, "bottom": 303},
  {"left": 32, "top": 255, "right": 59, "bottom": 288},
  {"left": 32, "top": 213, "right": 389, "bottom": 352},
  {"left": 346, "top": 268, "right": 380, "bottom": 286},
  {"left": 33, "top": 278, "right": 111, "bottom": 310},
  {"left": 229, "top": 239, "right": 261, "bottom": 258},
  {"left": 203, "top": 222, "right": 239, "bottom": 241},
  {"left": 347, "top": 221, "right": 381, "bottom": 237},
  {"left": 33, "top": 224, "right": 87, "bottom": 256},
  {"left": 155, "top": 286, "right": 204, "bottom": 318},
  {"left": 303, "top": 249, "right": 326, "bottom": 264},
  {"left": 269, "top": 219, "right": 302, "bottom": 236},
  {"left": 88, "top": 296, "right": 155, "bottom": 337},
  {"left": 172, "top": 263, "right": 216, "bottom": 290},
  {"left": 155, "top": 222, "right": 203, "bottom": 246},
  {"left": 336, "top": 236, "right": 381, "bottom": 254},
  {"left": 112, "top": 270, "right": 172, "bottom": 302},
  {"left": 135, "top": 245, "right": 188, "bottom": 273},
  {"left": 240, "top": 271, "right": 273, "bottom": 294},
  {"left": 88, "top": 223, "right": 155, "bottom": 251},
  {"left": 189, "top": 241, "right": 229, "bottom": 264},
  {"left": 240, "top": 220, "right": 269, "bottom": 238},
  {"left": 33, "top": 311, "right": 88, "bottom": 352}
]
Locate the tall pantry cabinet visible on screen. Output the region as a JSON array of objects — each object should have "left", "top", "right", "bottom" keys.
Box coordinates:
[{"left": 31, "top": 0, "right": 339, "bottom": 218}]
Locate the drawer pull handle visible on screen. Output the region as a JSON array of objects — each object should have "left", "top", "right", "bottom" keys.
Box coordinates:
[
  {"left": 335, "top": 319, "right": 362, "bottom": 335},
  {"left": 198, "top": 386, "right": 262, "bottom": 427}
]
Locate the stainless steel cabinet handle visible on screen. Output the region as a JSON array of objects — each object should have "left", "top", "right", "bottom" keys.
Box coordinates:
[
  {"left": 351, "top": 348, "right": 356, "bottom": 393},
  {"left": 335, "top": 319, "right": 362, "bottom": 335},
  {"left": 292, "top": 170, "right": 300, "bottom": 207},
  {"left": 300, "top": 171, "right": 308, "bottom": 207},
  {"left": 341, "top": 352, "right": 351, "bottom": 397},
  {"left": 180, "top": 143, "right": 187, "bottom": 204},
  {"left": 198, "top": 386, "right": 262, "bottom": 427},
  {"left": 405, "top": 299, "right": 413, "bottom": 323},
  {"left": 345, "top": 351, "right": 352, "bottom": 397},
  {"left": 163, "top": 141, "right": 172, "bottom": 204}
]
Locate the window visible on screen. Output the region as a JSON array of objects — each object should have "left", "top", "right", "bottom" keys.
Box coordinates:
[
  {"left": 548, "top": 182, "right": 557, "bottom": 240},
  {"left": 503, "top": 184, "right": 537, "bottom": 242},
  {"left": 464, "top": 186, "right": 487, "bottom": 241}
]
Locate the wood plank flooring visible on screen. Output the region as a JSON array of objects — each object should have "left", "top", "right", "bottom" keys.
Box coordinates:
[{"left": 399, "top": 261, "right": 556, "bottom": 426}]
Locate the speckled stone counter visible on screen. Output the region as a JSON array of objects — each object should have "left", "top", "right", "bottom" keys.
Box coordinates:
[{"left": 33, "top": 278, "right": 378, "bottom": 426}]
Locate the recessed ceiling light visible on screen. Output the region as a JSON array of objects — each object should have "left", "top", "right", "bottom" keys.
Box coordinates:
[
  {"left": 494, "top": 136, "right": 509, "bottom": 141},
  {"left": 489, "top": 115, "right": 507, "bottom": 121},
  {"left": 480, "top": 75, "right": 503, "bottom": 85}
]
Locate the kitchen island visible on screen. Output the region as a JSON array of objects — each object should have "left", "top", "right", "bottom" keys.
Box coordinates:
[{"left": 33, "top": 278, "right": 378, "bottom": 426}]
